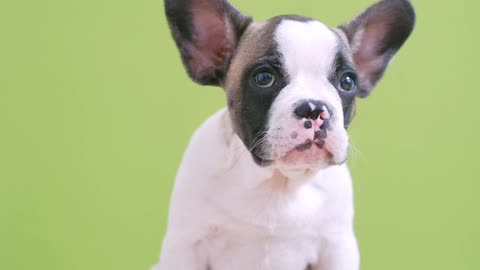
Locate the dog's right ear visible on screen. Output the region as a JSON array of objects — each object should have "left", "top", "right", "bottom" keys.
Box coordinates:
[{"left": 164, "top": 0, "right": 252, "bottom": 86}]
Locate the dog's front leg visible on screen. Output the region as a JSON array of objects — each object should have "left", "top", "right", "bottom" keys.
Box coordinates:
[
  {"left": 153, "top": 233, "right": 208, "bottom": 270},
  {"left": 313, "top": 231, "right": 360, "bottom": 270}
]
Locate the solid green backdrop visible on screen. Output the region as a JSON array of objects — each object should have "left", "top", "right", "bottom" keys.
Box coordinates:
[{"left": 1, "top": 0, "right": 479, "bottom": 269}]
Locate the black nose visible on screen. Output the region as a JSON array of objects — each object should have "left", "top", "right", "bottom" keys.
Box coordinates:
[{"left": 293, "top": 100, "right": 331, "bottom": 120}]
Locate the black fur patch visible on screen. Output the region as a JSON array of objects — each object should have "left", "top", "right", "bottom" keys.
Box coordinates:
[
  {"left": 237, "top": 52, "right": 287, "bottom": 165},
  {"left": 328, "top": 35, "right": 357, "bottom": 128}
]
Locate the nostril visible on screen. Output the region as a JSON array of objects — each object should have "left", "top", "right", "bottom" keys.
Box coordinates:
[
  {"left": 320, "top": 108, "right": 330, "bottom": 120},
  {"left": 294, "top": 102, "right": 312, "bottom": 119},
  {"left": 310, "top": 109, "right": 321, "bottom": 120}
]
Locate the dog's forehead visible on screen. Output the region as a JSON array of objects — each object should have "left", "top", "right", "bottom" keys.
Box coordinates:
[
  {"left": 274, "top": 19, "right": 339, "bottom": 77},
  {"left": 226, "top": 17, "right": 342, "bottom": 92}
]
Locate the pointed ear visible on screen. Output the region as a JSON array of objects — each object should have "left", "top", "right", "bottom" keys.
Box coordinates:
[
  {"left": 164, "top": 0, "right": 252, "bottom": 86},
  {"left": 338, "top": 0, "right": 415, "bottom": 98}
]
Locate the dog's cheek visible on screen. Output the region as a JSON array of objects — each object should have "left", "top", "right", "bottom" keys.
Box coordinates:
[
  {"left": 325, "top": 127, "right": 349, "bottom": 164},
  {"left": 265, "top": 97, "right": 297, "bottom": 159},
  {"left": 267, "top": 130, "right": 296, "bottom": 160}
]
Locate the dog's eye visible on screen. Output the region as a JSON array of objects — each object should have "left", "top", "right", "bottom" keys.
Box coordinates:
[
  {"left": 253, "top": 71, "right": 275, "bottom": 88},
  {"left": 339, "top": 73, "right": 356, "bottom": 92}
]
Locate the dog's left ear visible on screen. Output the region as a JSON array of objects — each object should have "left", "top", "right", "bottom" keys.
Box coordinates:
[
  {"left": 338, "top": 0, "right": 415, "bottom": 98},
  {"left": 164, "top": 0, "right": 252, "bottom": 86}
]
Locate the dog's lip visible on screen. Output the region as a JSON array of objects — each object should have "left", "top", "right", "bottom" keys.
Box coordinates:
[
  {"left": 293, "top": 139, "right": 326, "bottom": 152},
  {"left": 250, "top": 140, "right": 338, "bottom": 167},
  {"left": 251, "top": 151, "right": 273, "bottom": 167}
]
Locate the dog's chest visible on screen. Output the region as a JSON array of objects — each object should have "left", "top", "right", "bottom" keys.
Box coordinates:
[
  {"left": 206, "top": 229, "right": 320, "bottom": 270},
  {"left": 203, "top": 184, "right": 330, "bottom": 270}
]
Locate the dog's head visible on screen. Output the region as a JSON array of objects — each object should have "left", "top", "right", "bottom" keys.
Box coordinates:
[{"left": 165, "top": 0, "right": 415, "bottom": 170}]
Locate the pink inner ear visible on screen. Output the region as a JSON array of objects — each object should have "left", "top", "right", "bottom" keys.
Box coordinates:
[
  {"left": 353, "top": 20, "right": 391, "bottom": 91},
  {"left": 187, "top": 4, "right": 235, "bottom": 80}
]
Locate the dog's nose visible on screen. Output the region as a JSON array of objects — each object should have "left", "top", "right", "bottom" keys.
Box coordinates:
[{"left": 294, "top": 100, "right": 331, "bottom": 121}]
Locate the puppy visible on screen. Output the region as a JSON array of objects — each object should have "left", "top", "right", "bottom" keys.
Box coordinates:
[{"left": 154, "top": 0, "right": 415, "bottom": 269}]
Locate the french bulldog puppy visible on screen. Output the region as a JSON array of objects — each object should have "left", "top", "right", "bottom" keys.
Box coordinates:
[{"left": 154, "top": 0, "right": 415, "bottom": 269}]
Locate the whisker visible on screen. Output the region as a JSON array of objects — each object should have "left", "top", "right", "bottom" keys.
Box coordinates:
[
  {"left": 348, "top": 140, "right": 367, "bottom": 163},
  {"left": 227, "top": 131, "right": 270, "bottom": 170}
]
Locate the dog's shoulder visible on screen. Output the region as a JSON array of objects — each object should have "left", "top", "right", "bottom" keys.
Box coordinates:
[
  {"left": 187, "top": 107, "right": 238, "bottom": 153},
  {"left": 172, "top": 107, "right": 245, "bottom": 194}
]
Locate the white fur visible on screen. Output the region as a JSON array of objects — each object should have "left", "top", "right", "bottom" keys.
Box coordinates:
[
  {"left": 153, "top": 109, "right": 358, "bottom": 270},
  {"left": 153, "top": 20, "right": 359, "bottom": 270}
]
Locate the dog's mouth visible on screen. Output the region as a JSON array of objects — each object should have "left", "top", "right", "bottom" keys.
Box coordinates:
[
  {"left": 280, "top": 138, "right": 334, "bottom": 165},
  {"left": 250, "top": 138, "right": 337, "bottom": 168},
  {"left": 248, "top": 126, "right": 348, "bottom": 167}
]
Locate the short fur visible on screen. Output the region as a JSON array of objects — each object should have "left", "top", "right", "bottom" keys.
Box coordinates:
[{"left": 154, "top": 0, "right": 415, "bottom": 269}]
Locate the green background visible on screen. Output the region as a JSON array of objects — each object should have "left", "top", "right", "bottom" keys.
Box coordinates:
[{"left": 1, "top": 0, "right": 479, "bottom": 269}]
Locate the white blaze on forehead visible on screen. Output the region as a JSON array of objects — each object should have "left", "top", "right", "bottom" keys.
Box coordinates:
[{"left": 274, "top": 20, "right": 338, "bottom": 78}]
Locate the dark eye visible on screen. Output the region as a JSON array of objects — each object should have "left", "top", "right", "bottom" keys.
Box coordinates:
[
  {"left": 253, "top": 71, "right": 275, "bottom": 88},
  {"left": 339, "top": 73, "right": 356, "bottom": 92}
]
